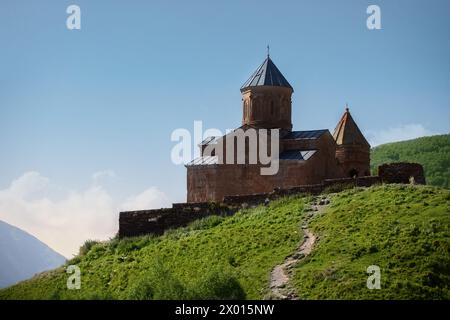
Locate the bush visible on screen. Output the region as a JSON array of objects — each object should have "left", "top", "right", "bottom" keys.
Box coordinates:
[
  {"left": 128, "top": 278, "right": 155, "bottom": 300},
  {"left": 191, "top": 269, "right": 246, "bottom": 300},
  {"left": 78, "top": 240, "right": 100, "bottom": 256},
  {"left": 128, "top": 260, "right": 187, "bottom": 300},
  {"left": 128, "top": 261, "right": 245, "bottom": 300},
  {"left": 114, "top": 236, "right": 156, "bottom": 255}
]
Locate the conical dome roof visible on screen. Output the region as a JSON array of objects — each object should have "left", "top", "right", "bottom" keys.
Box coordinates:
[
  {"left": 333, "top": 108, "right": 370, "bottom": 147},
  {"left": 241, "top": 56, "right": 293, "bottom": 91}
]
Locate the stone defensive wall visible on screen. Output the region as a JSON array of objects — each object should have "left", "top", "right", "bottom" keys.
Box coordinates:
[{"left": 119, "top": 162, "right": 425, "bottom": 238}]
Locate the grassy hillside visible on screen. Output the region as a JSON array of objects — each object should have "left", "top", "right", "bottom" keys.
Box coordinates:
[
  {"left": 371, "top": 134, "right": 450, "bottom": 188},
  {"left": 0, "top": 185, "right": 449, "bottom": 300},
  {"left": 294, "top": 185, "right": 449, "bottom": 299},
  {"left": 0, "top": 197, "right": 305, "bottom": 300}
]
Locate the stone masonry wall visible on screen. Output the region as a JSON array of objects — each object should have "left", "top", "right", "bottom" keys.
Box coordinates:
[
  {"left": 119, "top": 203, "right": 238, "bottom": 238},
  {"left": 222, "top": 176, "right": 382, "bottom": 206},
  {"left": 378, "top": 162, "right": 426, "bottom": 184},
  {"left": 119, "top": 162, "right": 425, "bottom": 238}
]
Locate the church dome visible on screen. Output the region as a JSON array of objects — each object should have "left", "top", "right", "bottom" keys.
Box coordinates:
[{"left": 241, "top": 56, "right": 293, "bottom": 92}]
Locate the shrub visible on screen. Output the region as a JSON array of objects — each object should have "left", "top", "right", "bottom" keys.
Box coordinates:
[
  {"left": 128, "top": 261, "right": 245, "bottom": 300},
  {"left": 115, "top": 236, "right": 156, "bottom": 254},
  {"left": 128, "top": 260, "right": 187, "bottom": 300},
  {"left": 78, "top": 239, "right": 100, "bottom": 256},
  {"left": 191, "top": 269, "right": 246, "bottom": 300}
]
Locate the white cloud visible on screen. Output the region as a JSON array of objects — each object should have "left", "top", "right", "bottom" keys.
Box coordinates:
[
  {"left": 0, "top": 172, "right": 171, "bottom": 258},
  {"left": 366, "top": 124, "right": 435, "bottom": 147},
  {"left": 8, "top": 171, "right": 49, "bottom": 198},
  {"left": 121, "top": 187, "right": 171, "bottom": 211},
  {"left": 92, "top": 170, "right": 117, "bottom": 186}
]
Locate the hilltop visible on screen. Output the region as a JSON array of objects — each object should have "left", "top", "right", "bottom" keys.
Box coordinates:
[
  {"left": 0, "top": 184, "right": 448, "bottom": 300},
  {"left": 371, "top": 134, "right": 450, "bottom": 188}
]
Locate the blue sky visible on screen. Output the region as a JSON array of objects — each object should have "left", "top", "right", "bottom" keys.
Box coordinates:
[{"left": 0, "top": 0, "right": 449, "bottom": 255}]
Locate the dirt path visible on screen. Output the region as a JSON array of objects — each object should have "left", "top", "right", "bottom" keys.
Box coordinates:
[{"left": 268, "top": 196, "right": 330, "bottom": 300}]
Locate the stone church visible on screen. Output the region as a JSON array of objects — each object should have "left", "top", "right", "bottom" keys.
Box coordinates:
[{"left": 186, "top": 55, "right": 370, "bottom": 203}]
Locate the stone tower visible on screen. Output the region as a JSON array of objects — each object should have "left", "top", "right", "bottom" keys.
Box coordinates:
[
  {"left": 333, "top": 107, "right": 371, "bottom": 177},
  {"left": 240, "top": 55, "right": 293, "bottom": 131}
]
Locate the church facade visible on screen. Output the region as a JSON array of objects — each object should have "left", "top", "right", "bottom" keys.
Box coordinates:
[{"left": 186, "top": 55, "right": 370, "bottom": 203}]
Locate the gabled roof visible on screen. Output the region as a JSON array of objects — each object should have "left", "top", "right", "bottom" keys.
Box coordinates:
[
  {"left": 279, "top": 149, "right": 317, "bottom": 161},
  {"left": 186, "top": 156, "right": 218, "bottom": 166},
  {"left": 333, "top": 108, "right": 370, "bottom": 147},
  {"left": 201, "top": 129, "right": 329, "bottom": 146},
  {"left": 241, "top": 56, "right": 293, "bottom": 91},
  {"left": 282, "top": 129, "right": 328, "bottom": 140},
  {"left": 199, "top": 136, "right": 220, "bottom": 146},
  {"left": 199, "top": 124, "right": 265, "bottom": 147}
]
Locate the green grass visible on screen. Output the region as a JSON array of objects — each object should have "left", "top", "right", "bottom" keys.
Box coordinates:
[
  {"left": 1, "top": 185, "right": 448, "bottom": 300},
  {"left": 0, "top": 196, "right": 305, "bottom": 300},
  {"left": 371, "top": 134, "right": 450, "bottom": 188},
  {"left": 293, "top": 184, "right": 450, "bottom": 299}
]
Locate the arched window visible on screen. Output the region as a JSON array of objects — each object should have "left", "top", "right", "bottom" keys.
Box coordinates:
[
  {"left": 253, "top": 98, "right": 258, "bottom": 118},
  {"left": 244, "top": 101, "right": 248, "bottom": 120},
  {"left": 280, "top": 98, "right": 287, "bottom": 116}
]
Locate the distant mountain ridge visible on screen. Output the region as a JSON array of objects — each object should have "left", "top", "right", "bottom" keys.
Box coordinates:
[
  {"left": 371, "top": 134, "right": 450, "bottom": 188},
  {"left": 0, "top": 220, "right": 66, "bottom": 288}
]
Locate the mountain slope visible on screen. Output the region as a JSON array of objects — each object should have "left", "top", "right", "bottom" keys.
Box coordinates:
[
  {"left": 0, "top": 221, "right": 66, "bottom": 288},
  {"left": 371, "top": 134, "right": 450, "bottom": 188},
  {"left": 0, "top": 185, "right": 448, "bottom": 299}
]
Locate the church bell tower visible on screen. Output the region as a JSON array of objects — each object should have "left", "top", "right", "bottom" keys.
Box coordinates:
[{"left": 240, "top": 54, "right": 294, "bottom": 131}]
